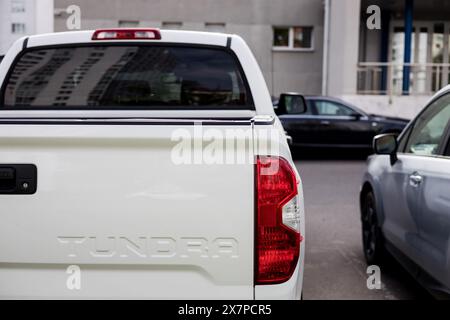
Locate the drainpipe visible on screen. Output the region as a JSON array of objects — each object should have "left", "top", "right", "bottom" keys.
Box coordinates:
[{"left": 322, "top": 0, "right": 330, "bottom": 96}]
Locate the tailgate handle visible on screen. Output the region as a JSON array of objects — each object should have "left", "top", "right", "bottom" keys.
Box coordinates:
[{"left": 0, "top": 165, "right": 37, "bottom": 194}]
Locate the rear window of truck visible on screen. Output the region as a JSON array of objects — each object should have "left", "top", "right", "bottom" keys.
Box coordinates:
[{"left": 1, "top": 45, "right": 253, "bottom": 110}]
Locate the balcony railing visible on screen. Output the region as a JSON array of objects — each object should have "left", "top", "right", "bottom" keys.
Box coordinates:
[{"left": 357, "top": 62, "right": 450, "bottom": 96}]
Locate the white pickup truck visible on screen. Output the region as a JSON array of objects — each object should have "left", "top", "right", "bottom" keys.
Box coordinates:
[{"left": 0, "top": 29, "right": 305, "bottom": 300}]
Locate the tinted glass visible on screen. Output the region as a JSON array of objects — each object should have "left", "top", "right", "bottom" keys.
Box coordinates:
[
  {"left": 303, "top": 100, "right": 314, "bottom": 115},
  {"left": 273, "top": 28, "right": 289, "bottom": 47},
  {"left": 406, "top": 94, "right": 450, "bottom": 156},
  {"left": 314, "top": 100, "right": 355, "bottom": 116},
  {"left": 293, "top": 27, "right": 313, "bottom": 49},
  {"left": 2, "top": 45, "right": 252, "bottom": 109},
  {"left": 284, "top": 96, "right": 306, "bottom": 114}
]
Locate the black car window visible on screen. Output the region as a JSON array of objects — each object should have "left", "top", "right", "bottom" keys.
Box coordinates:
[
  {"left": 296, "top": 99, "right": 314, "bottom": 115},
  {"left": 314, "top": 100, "right": 355, "bottom": 116},
  {"left": 405, "top": 93, "right": 450, "bottom": 156},
  {"left": 1, "top": 45, "right": 253, "bottom": 110}
]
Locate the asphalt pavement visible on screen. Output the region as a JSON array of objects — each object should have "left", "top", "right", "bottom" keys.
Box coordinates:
[{"left": 293, "top": 148, "right": 433, "bottom": 300}]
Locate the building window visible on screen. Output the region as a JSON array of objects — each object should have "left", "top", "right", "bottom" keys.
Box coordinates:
[
  {"left": 273, "top": 26, "right": 313, "bottom": 50},
  {"left": 119, "top": 21, "right": 139, "bottom": 28},
  {"left": 162, "top": 22, "right": 183, "bottom": 30},
  {"left": 205, "top": 23, "right": 226, "bottom": 33},
  {"left": 274, "top": 27, "right": 290, "bottom": 47},
  {"left": 11, "top": 0, "right": 25, "bottom": 13},
  {"left": 293, "top": 27, "right": 313, "bottom": 49},
  {"left": 11, "top": 23, "right": 26, "bottom": 34}
]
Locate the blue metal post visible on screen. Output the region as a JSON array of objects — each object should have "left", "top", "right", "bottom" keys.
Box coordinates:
[{"left": 402, "top": 0, "right": 414, "bottom": 95}]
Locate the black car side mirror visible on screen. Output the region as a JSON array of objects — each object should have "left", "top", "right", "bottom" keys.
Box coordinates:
[
  {"left": 373, "top": 134, "right": 398, "bottom": 165},
  {"left": 276, "top": 93, "right": 308, "bottom": 116}
]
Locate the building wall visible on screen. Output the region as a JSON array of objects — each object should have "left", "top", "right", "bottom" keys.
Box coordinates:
[
  {"left": 35, "top": 0, "right": 55, "bottom": 35},
  {"left": 342, "top": 94, "right": 430, "bottom": 120},
  {"left": 54, "top": 0, "right": 324, "bottom": 96},
  {"left": 0, "top": 0, "right": 54, "bottom": 55},
  {"left": 326, "top": 0, "right": 361, "bottom": 96}
]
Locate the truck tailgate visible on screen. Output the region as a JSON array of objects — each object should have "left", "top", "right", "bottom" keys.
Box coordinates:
[{"left": 0, "top": 122, "right": 254, "bottom": 299}]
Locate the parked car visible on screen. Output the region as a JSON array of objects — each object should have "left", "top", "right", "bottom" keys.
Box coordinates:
[
  {"left": 0, "top": 29, "right": 305, "bottom": 299},
  {"left": 274, "top": 95, "right": 409, "bottom": 149},
  {"left": 361, "top": 86, "right": 450, "bottom": 298}
]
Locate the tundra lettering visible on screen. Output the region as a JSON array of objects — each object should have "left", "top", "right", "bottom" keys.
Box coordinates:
[{"left": 57, "top": 236, "right": 239, "bottom": 259}]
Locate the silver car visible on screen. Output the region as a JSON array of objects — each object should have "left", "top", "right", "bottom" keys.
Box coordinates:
[{"left": 361, "top": 87, "right": 450, "bottom": 298}]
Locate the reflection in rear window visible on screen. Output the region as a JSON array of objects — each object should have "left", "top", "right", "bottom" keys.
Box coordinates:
[{"left": 2, "top": 45, "right": 253, "bottom": 109}]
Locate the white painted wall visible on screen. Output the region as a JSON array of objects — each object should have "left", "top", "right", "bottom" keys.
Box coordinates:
[
  {"left": 341, "top": 94, "right": 432, "bottom": 119},
  {"left": 35, "top": 0, "right": 54, "bottom": 35},
  {"left": 326, "top": 0, "right": 361, "bottom": 96},
  {"left": 0, "top": 0, "right": 54, "bottom": 55}
]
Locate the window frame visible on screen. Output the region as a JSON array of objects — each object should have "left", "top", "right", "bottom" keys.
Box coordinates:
[
  {"left": 397, "top": 124, "right": 412, "bottom": 153},
  {"left": 0, "top": 42, "right": 255, "bottom": 111},
  {"left": 440, "top": 120, "right": 450, "bottom": 157},
  {"left": 272, "top": 26, "right": 314, "bottom": 52},
  {"left": 399, "top": 92, "right": 450, "bottom": 158},
  {"left": 445, "top": 136, "right": 450, "bottom": 157}
]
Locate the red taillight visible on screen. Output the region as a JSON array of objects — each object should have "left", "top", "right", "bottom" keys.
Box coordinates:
[
  {"left": 255, "top": 156, "right": 302, "bottom": 284},
  {"left": 92, "top": 29, "right": 162, "bottom": 40}
]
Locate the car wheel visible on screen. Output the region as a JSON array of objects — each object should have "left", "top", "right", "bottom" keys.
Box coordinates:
[{"left": 362, "top": 191, "right": 386, "bottom": 265}]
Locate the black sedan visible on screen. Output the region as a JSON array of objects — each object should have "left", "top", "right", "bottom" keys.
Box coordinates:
[{"left": 274, "top": 95, "right": 409, "bottom": 149}]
